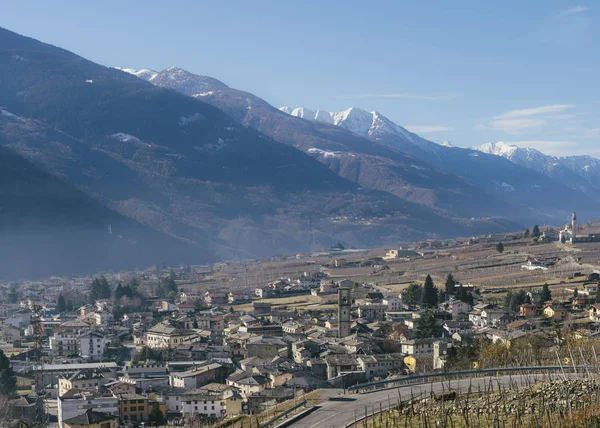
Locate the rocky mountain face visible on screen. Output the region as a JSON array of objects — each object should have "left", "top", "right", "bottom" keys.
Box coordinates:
[
  {"left": 127, "top": 66, "right": 598, "bottom": 225},
  {"left": 0, "top": 27, "right": 514, "bottom": 275},
  {"left": 477, "top": 142, "right": 600, "bottom": 196}
]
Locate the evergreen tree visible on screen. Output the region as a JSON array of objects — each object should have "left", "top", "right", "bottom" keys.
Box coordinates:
[
  {"left": 403, "top": 283, "right": 422, "bottom": 306},
  {"left": 149, "top": 407, "right": 165, "bottom": 425},
  {"left": 455, "top": 287, "right": 474, "bottom": 306},
  {"left": 115, "top": 283, "right": 124, "bottom": 299},
  {"left": 524, "top": 228, "right": 531, "bottom": 238},
  {"left": 438, "top": 291, "right": 446, "bottom": 305},
  {"left": 420, "top": 275, "right": 439, "bottom": 308},
  {"left": 496, "top": 242, "right": 504, "bottom": 253},
  {"left": 90, "top": 276, "right": 111, "bottom": 301},
  {"left": 573, "top": 287, "right": 578, "bottom": 297},
  {"left": 415, "top": 310, "right": 442, "bottom": 338},
  {"left": 561, "top": 235, "right": 567, "bottom": 244},
  {"left": 57, "top": 294, "right": 66, "bottom": 313},
  {"left": 445, "top": 273, "right": 456, "bottom": 294},
  {"left": 540, "top": 283, "right": 552, "bottom": 305},
  {"left": 129, "top": 277, "right": 140, "bottom": 294},
  {"left": 532, "top": 225, "right": 541, "bottom": 238},
  {"left": 0, "top": 349, "right": 16, "bottom": 397},
  {"left": 8, "top": 285, "right": 18, "bottom": 304}
]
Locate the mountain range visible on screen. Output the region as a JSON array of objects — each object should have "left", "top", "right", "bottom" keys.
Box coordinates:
[
  {"left": 1, "top": 26, "right": 597, "bottom": 278},
  {"left": 476, "top": 142, "right": 600, "bottom": 196},
  {"left": 0, "top": 27, "right": 518, "bottom": 277},
  {"left": 125, "top": 66, "right": 598, "bottom": 224}
]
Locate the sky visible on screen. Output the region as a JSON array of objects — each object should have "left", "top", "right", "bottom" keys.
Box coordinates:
[{"left": 1, "top": 1, "right": 599, "bottom": 156}]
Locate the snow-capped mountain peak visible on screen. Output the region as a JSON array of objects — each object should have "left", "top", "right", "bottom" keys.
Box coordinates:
[
  {"left": 477, "top": 141, "right": 519, "bottom": 158},
  {"left": 279, "top": 105, "right": 442, "bottom": 154},
  {"left": 114, "top": 67, "right": 158, "bottom": 81}
]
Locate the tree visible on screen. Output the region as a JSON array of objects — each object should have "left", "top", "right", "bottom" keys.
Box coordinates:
[
  {"left": 524, "top": 228, "right": 531, "bottom": 238},
  {"left": 561, "top": 234, "right": 567, "bottom": 244},
  {"left": 8, "top": 285, "right": 18, "bottom": 304},
  {"left": 90, "top": 276, "right": 111, "bottom": 301},
  {"left": 403, "top": 283, "right": 422, "bottom": 306},
  {"left": 496, "top": 242, "right": 504, "bottom": 253},
  {"left": 57, "top": 294, "right": 66, "bottom": 313},
  {"left": 540, "top": 283, "right": 552, "bottom": 305},
  {"left": 455, "top": 287, "right": 474, "bottom": 306},
  {"left": 532, "top": 225, "right": 541, "bottom": 238},
  {"left": 229, "top": 306, "right": 234, "bottom": 313},
  {"left": 420, "top": 275, "right": 439, "bottom": 308},
  {"left": 444, "top": 273, "right": 456, "bottom": 294},
  {"left": 573, "top": 287, "right": 579, "bottom": 297},
  {"left": 504, "top": 290, "right": 527, "bottom": 312},
  {"left": 415, "top": 310, "right": 442, "bottom": 338},
  {"left": 149, "top": 406, "right": 165, "bottom": 425},
  {"left": 0, "top": 349, "right": 16, "bottom": 397}
]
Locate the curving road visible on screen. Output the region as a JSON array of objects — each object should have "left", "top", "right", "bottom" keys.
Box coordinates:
[{"left": 290, "top": 372, "right": 575, "bottom": 428}]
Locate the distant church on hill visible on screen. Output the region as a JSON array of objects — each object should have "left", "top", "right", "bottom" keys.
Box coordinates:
[{"left": 559, "top": 212, "right": 600, "bottom": 244}]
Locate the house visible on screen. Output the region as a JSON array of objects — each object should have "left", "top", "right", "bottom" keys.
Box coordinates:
[
  {"left": 480, "top": 309, "right": 510, "bottom": 327},
  {"left": 383, "top": 249, "right": 399, "bottom": 260},
  {"left": 94, "top": 312, "right": 113, "bottom": 326},
  {"left": 63, "top": 409, "right": 118, "bottom": 428},
  {"left": 571, "top": 295, "right": 588, "bottom": 309},
  {"left": 443, "top": 321, "right": 472, "bottom": 335},
  {"left": 519, "top": 304, "right": 537, "bottom": 317},
  {"left": 146, "top": 321, "right": 197, "bottom": 349},
  {"left": 582, "top": 283, "right": 599, "bottom": 296},
  {"left": 543, "top": 305, "right": 567, "bottom": 320},
  {"left": 521, "top": 258, "right": 548, "bottom": 271},
  {"left": 77, "top": 331, "right": 106, "bottom": 359},
  {"left": 357, "top": 304, "right": 387, "bottom": 321},
  {"left": 58, "top": 389, "right": 120, "bottom": 428},
  {"left": 118, "top": 394, "right": 150, "bottom": 424},
  {"left": 246, "top": 336, "right": 286, "bottom": 358},
  {"left": 588, "top": 304, "right": 600, "bottom": 321},
  {"left": 382, "top": 297, "right": 403, "bottom": 312},
  {"left": 181, "top": 388, "right": 243, "bottom": 420},
  {"left": 58, "top": 368, "right": 114, "bottom": 397},
  {"left": 325, "top": 355, "right": 360, "bottom": 379},
  {"left": 205, "top": 291, "right": 228, "bottom": 306},
  {"left": 226, "top": 371, "right": 270, "bottom": 397},
  {"left": 401, "top": 338, "right": 437, "bottom": 355},
  {"left": 169, "top": 363, "right": 226, "bottom": 388},
  {"left": 357, "top": 354, "right": 405, "bottom": 380}
]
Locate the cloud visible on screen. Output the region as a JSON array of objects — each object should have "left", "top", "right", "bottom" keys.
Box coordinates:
[
  {"left": 489, "top": 118, "right": 548, "bottom": 133},
  {"left": 334, "top": 92, "right": 463, "bottom": 101},
  {"left": 557, "top": 6, "right": 590, "bottom": 17},
  {"left": 405, "top": 125, "right": 455, "bottom": 133},
  {"left": 495, "top": 104, "right": 575, "bottom": 119},
  {"left": 486, "top": 104, "right": 576, "bottom": 133}
]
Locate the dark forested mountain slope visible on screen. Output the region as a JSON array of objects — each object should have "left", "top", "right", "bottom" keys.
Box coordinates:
[{"left": 0, "top": 145, "right": 203, "bottom": 279}]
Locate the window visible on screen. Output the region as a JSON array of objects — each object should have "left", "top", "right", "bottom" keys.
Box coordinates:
[{"left": 204, "top": 406, "right": 207, "bottom": 410}]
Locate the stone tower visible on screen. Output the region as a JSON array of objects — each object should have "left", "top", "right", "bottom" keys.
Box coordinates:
[
  {"left": 338, "top": 287, "right": 351, "bottom": 338},
  {"left": 572, "top": 212, "right": 577, "bottom": 242}
]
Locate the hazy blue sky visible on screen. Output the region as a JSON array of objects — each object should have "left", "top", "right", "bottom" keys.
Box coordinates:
[{"left": 2, "top": 1, "right": 599, "bottom": 156}]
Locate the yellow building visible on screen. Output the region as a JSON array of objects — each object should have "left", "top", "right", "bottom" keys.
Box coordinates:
[
  {"left": 118, "top": 394, "right": 149, "bottom": 423},
  {"left": 64, "top": 409, "right": 118, "bottom": 428},
  {"left": 543, "top": 305, "right": 567, "bottom": 320}
]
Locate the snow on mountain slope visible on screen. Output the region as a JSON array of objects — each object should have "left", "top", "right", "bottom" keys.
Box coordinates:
[
  {"left": 115, "top": 67, "right": 158, "bottom": 80},
  {"left": 116, "top": 66, "right": 227, "bottom": 95},
  {"left": 476, "top": 142, "right": 600, "bottom": 195},
  {"left": 280, "top": 106, "right": 442, "bottom": 155}
]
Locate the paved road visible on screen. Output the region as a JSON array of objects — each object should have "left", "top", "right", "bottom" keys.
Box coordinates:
[{"left": 291, "top": 372, "right": 568, "bottom": 428}]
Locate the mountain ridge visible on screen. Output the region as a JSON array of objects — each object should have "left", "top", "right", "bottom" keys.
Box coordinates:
[{"left": 122, "top": 65, "right": 599, "bottom": 225}]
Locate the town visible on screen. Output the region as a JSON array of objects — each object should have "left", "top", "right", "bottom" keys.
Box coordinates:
[{"left": 2, "top": 216, "right": 600, "bottom": 427}]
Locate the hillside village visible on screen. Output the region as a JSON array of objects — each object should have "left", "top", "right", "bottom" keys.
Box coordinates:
[{"left": 2, "top": 221, "right": 600, "bottom": 427}]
